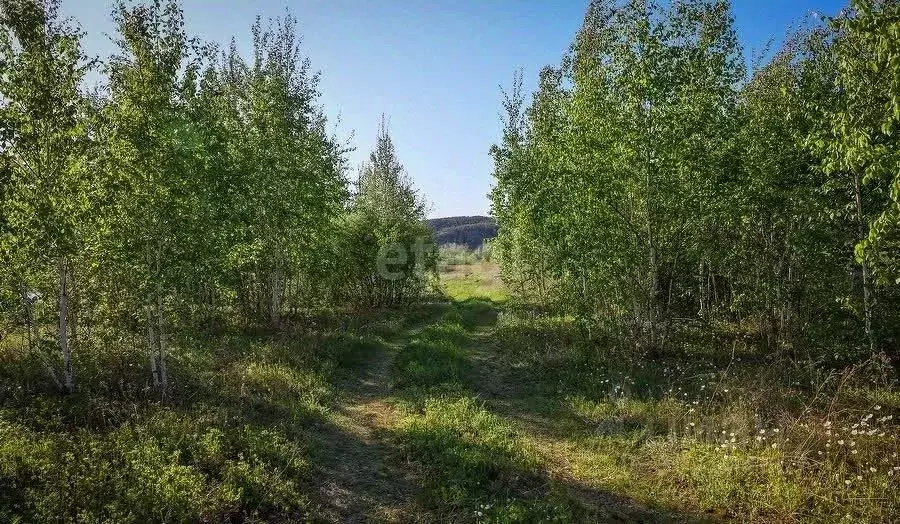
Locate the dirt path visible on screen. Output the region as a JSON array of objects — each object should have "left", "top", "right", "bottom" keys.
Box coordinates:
[
  {"left": 308, "top": 342, "right": 420, "bottom": 522},
  {"left": 305, "top": 297, "right": 693, "bottom": 522}
]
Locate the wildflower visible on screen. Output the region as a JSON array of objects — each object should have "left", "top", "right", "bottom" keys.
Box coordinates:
[{"left": 874, "top": 405, "right": 881, "bottom": 411}]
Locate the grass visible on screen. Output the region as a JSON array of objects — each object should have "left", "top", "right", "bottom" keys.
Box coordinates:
[
  {"left": 397, "top": 262, "right": 899, "bottom": 522},
  {"left": 0, "top": 407, "right": 312, "bottom": 521},
  {"left": 440, "top": 261, "right": 507, "bottom": 303},
  {"left": 1, "top": 260, "right": 897, "bottom": 522},
  {"left": 0, "top": 322, "right": 385, "bottom": 521}
]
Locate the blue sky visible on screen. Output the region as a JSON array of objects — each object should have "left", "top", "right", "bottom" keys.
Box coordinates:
[{"left": 63, "top": 0, "right": 846, "bottom": 218}]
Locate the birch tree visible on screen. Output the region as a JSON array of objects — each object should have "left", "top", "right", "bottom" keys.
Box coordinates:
[
  {"left": 103, "top": 0, "right": 193, "bottom": 395},
  {"left": 0, "top": 0, "right": 94, "bottom": 393}
]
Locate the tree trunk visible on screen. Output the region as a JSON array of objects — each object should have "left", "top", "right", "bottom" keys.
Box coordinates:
[
  {"left": 58, "top": 258, "right": 74, "bottom": 394},
  {"left": 148, "top": 302, "right": 159, "bottom": 387},
  {"left": 270, "top": 266, "right": 282, "bottom": 328},
  {"left": 23, "top": 284, "right": 35, "bottom": 353},
  {"left": 155, "top": 234, "right": 169, "bottom": 396},
  {"left": 698, "top": 261, "right": 706, "bottom": 317},
  {"left": 156, "top": 277, "right": 168, "bottom": 395},
  {"left": 148, "top": 242, "right": 168, "bottom": 397},
  {"left": 853, "top": 174, "right": 875, "bottom": 355}
]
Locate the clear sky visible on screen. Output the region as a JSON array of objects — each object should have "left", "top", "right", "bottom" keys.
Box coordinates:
[{"left": 63, "top": 0, "right": 847, "bottom": 218}]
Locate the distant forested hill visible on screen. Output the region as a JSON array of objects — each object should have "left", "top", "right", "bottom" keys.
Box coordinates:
[{"left": 427, "top": 216, "right": 497, "bottom": 249}]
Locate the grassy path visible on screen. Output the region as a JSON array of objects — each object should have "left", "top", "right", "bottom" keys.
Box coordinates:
[
  {"left": 1, "top": 267, "right": 893, "bottom": 522},
  {"left": 462, "top": 303, "right": 687, "bottom": 523},
  {"left": 308, "top": 333, "right": 421, "bottom": 522},
  {"left": 303, "top": 277, "right": 697, "bottom": 522}
]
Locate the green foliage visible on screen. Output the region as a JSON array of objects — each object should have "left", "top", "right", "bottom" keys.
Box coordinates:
[
  {"left": 0, "top": 0, "right": 95, "bottom": 392},
  {"left": 332, "top": 119, "right": 436, "bottom": 308},
  {"left": 438, "top": 242, "right": 494, "bottom": 270},
  {"left": 490, "top": 299, "right": 900, "bottom": 522},
  {"left": 2, "top": 0, "right": 899, "bottom": 521},
  {"left": 0, "top": 410, "right": 311, "bottom": 522},
  {"left": 490, "top": 0, "right": 900, "bottom": 360},
  {"left": 815, "top": 0, "right": 900, "bottom": 285}
]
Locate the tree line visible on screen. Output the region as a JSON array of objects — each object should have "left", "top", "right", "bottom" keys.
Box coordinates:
[
  {"left": 0, "top": 0, "right": 434, "bottom": 395},
  {"left": 490, "top": 0, "right": 899, "bottom": 364}
]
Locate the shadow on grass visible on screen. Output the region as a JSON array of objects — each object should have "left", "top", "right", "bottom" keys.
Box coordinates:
[
  {"left": 391, "top": 395, "right": 705, "bottom": 523},
  {"left": 0, "top": 311, "right": 421, "bottom": 522},
  {"left": 301, "top": 413, "right": 420, "bottom": 522}
]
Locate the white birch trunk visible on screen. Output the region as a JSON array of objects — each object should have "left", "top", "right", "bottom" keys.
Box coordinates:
[
  {"left": 155, "top": 240, "right": 168, "bottom": 395},
  {"left": 853, "top": 174, "right": 875, "bottom": 355},
  {"left": 58, "top": 258, "right": 74, "bottom": 394}
]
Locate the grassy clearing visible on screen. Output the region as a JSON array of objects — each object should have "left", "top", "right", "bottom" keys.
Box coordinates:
[
  {"left": 1, "top": 261, "right": 897, "bottom": 522},
  {"left": 440, "top": 262, "right": 508, "bottom": 303},
  {"left": 394, "top": 395, "right": 602, "bottom": 522},
  {"left": 388, "top": 261, "right": 899, "bottom": 522},
  {"left": 388, "top": 272, "right": 670, "bottom": 521},
  {"left": 487, "top": 314, "right": 898, "bottom": 521}
]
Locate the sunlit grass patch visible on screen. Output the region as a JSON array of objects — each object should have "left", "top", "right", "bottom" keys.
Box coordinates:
[
  {"left": 395, "top": 396, "right": 603, "bottom": 521},
  {"left": 396, "top": 397, "right": 536, "bottom": 507},
  {"left": 418, "top": 321, "right": 471, "bottom": 347},
  {"left": 391, "top": 339, "right": 469, "bottom": 391},
  {"left": 661, "top": 441, "right": 804, "bottom": 520},
  {"left": 225, "top": 361, "right": 332, "bottom": 422},
  {"left": 488, "top": 308, "right": 900, "bottom": 521},
  {"left": 442, "top": 262, "right": 507, "bottom": 303}
]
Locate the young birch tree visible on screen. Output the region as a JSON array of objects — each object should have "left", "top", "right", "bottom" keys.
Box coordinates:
[{"left": 0, "top": 0, "right": 94, "bottom": 393}]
